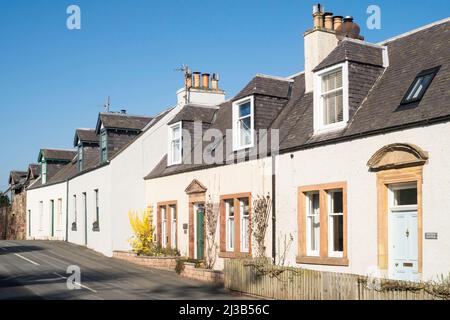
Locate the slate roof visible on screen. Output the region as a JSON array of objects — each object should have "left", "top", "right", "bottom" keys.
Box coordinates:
[
  {"left": 314, "top": 39, "right": 384, "bottom": 72},
  {"left": 74, "top": 129, "right": 98, "bottom": 146},
  {"left": 9, "top": 171, "right": 27, "bottom": 186},
  {"left": 168, "top": 105, "right": 218, "bottom": 125},
  {"left": 145, "top": 19, "right": 450, "bottom": 180},
  {"left": 39, "top": 149, "right": 76, "bottom": 162},
  {"left": 27, "top": 164, "right": 41, "bottom": 180},
  {"left": 96, "top": 112, "right": 153, "bottom": 133},
  {"left": 233, "top": 75, "right": 292, "bottom": 101}
]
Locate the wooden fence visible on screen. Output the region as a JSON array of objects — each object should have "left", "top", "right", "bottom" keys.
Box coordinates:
[{"left": 224, "top": 259, "right": 443, "bottom": 300}]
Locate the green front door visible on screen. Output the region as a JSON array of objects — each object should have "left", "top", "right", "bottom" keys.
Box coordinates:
[{"left": 196, "top": 204, "right": 205, "bottom": 260}]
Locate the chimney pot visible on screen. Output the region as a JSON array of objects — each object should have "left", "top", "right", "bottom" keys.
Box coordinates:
[
  {"left": 343, "top": 16, "right": 354, "bottom": 23},
  {"left": 324, "top": 12, "right": 334, "bottom": 30},
  {"left": 121, "top": 109, "right": 127, "bottom": 114},
  {"left": 211, "top": 73, "right": 219, "bottom": 90},
  {"left": 333, "top": 16, "right": 343, "bottom": 31},
  {"left": 201, "top": 73, "right": 210, "bottom": 89},
  {"left": 193, "top": 72, "right": 201, "bottom": 89}
]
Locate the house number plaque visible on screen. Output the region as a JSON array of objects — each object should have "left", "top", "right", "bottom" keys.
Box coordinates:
[{"left": 425, "top": 232, "right": 438, "bottom": 240}]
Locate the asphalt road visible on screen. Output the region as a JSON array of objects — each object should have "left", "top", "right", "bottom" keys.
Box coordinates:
[{"left": 0, "top": 240, "right": 245, "bottom": 300}]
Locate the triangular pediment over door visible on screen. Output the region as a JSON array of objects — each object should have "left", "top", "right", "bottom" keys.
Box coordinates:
[{"left": 185, "top": 179, "right": 207, "bottom": 195}]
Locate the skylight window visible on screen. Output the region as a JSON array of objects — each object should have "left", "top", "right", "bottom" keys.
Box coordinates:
[{"left": 401, "top": 67, "right": 440, "bottom": 105}]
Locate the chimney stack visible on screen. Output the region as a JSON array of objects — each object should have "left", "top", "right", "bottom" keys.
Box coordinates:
[
  {"left": 211, "top": 73, "right": 220, "bottom": 91},
  {"left": 193, "top": 72, "right": 201, "bottom": 89},
  {"left": 304, "top": 3, "right": 339, "bottom": 92},
  {"left": 201, "top": 73, "right": 210, "bottom": 89}
]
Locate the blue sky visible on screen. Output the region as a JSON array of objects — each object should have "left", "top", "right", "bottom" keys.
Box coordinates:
[{"left": 0, "top": 0, "right": 449, "bottom": 191}]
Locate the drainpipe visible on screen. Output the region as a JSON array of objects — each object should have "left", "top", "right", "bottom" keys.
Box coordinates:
[
  {"left": 271, "top": 154, "right": 276, "bottom": 264},
  {"left": 65, "top": 179, "right": 69, "bottom": 242}
]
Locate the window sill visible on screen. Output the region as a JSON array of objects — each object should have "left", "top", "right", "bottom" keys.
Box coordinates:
[
  {"left": 313, "top": 123, "right": 347, "bottom": 136},
  {"left": 296, "top": 256, "right": 349, "bottom": 266},
  {"left": 219, "top": 252, "right": 251, "bottom": 259}
]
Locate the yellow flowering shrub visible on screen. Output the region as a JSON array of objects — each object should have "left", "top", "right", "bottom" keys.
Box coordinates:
[{"left": 128, "top": 207, "right": 154, "bottom": 256}]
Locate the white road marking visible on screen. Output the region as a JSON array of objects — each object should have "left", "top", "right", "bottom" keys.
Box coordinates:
[
  {"left": 54, "top": 273, "right": 98, "bottom": 293},
  {"left": 14, "top": 253, "right": 40, "bottom": 266}
]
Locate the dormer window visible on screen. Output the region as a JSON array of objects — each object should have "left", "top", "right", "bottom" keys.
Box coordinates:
[
  {"left": 77, "top": 144, "right": 83, "bottom": 172},
  {"left": 401, "top": 66, "right": 439, "bottom": 105},
  {"left": 168, "top": 122, "right": 182, "bottom": 166},
  {"left": 232, "top": 96, "right": 254, "bottom": 151},
  {"left": 314, "top": 62, "right": 349, "bottom": 133},
  {"left": 100, "top": 130, "right": 107, "bottom": 163},
  {"left": 41, "top": 160, "right": 47, "bottom": 184}
]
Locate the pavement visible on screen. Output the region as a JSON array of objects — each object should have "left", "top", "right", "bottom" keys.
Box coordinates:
[{"left": 0, "top": 240, "right": 247, "bottom": 300}]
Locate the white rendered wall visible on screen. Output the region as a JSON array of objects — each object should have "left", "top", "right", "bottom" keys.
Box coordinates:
[
  {"left": 27, "top": 181, "right": 67, "bottom": 241},
  {"left": 276, "top": 122, "right": 450, "bottom": 280}
]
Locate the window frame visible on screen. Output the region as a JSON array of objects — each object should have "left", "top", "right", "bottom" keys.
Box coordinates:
[
  {"left": 225, "top": 199, "right": 235, "bottom": 252},
  {"left": 232, "top": 96, "right": 255, "bottom": 151},
  {"left": 298, "top": 182, "right": 348, "bottom": 266},
  {"left": 100, "top": 129, "right": 108, "bottom": 163},
  {"left": 239, "top": 198, "right": 250, "bottom": 253},
  {"left": 306, "top": 192, "right": 320, "bottom": 257},
  {"left": 400, "top": 66, "right": 440, "bottom": 105},
  {"left": 41, "top": 160, "right": 47, "bottom": 184},
  {"left": 73, "top": 194, "right": 77, "bottom": 225},
  {"left": 56, "top": 198, "right": 63, "bottom": 231},
  {"left": 327, "top": 190, "right": 344, "bottom": 258},
  {"left": 219, "top": 193, "right": 252, "bottom": 258},
  {"left": 168, "top": 122, "right": 182, "bottom": 166},
  {"left": 170, "top": 205, "right": 177, "bottom": 249},
  {"left": 313, "top": 62, "right": 349, "bottom": 134},
  {"left": 157, "top": 201, "right": 177, "bottom": 249},
  {"left": 78, "top": 144, "right": 83, "bottom": 172}
]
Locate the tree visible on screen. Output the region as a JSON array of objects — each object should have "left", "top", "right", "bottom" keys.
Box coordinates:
[{"left": 0, "top": 193, "right": 10, "bottom": 208}]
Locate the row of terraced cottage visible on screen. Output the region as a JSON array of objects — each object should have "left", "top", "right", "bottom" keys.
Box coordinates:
[{"left": 9, "top": 9, "right": 450, "bottom": 282}]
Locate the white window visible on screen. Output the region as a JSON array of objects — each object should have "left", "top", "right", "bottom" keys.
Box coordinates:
[
  {"left": 41, "top": 161, "right": 47, "bottom": 184},
  {"left": 314, "top": 62, "right": 349, "bottom": 133},
  {"left": 328, "top": 190, "right": 344, "bottom": 257},
  {"left": 73, "top": 195, "right": 77, "bottom": 224},
  {"left": 161, "top": 206, "right": 167, "bottom": 248},
  {"left": 56, "top": 198, "right": 62, "bottom": 230},
  {"left": 94, "top": 189, "right": 99, "bottom": 223},
  {"left": 232, "top": 96, "right": 254, "bottom": 151},
  {"left": 168, "top": 122, "right": 182, "bottom": 166},
  {"left": 240, "top": 198, "right": 250, "bottom": 253},
  {"left": 225, "top": 200, "right": 235, "bottom": 251},
  {"left": 39, "top": 201, "right": 44, "bottom": 230},
  {"left": 100, "top": 130, "right": 107, "bottom": 163},
  {"left": 306, "top": 192, "right": 320, "bottom": 256},
  {"left": 170, "top": 205, "right": 177, "bottom": 248},
  {"left": 78, "top": 145, "right": 83, "bottom": 171}
]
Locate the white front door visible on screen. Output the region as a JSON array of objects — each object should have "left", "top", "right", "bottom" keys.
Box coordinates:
[{"left": 388, "top": 184, "right": 419, "bottom": 281}]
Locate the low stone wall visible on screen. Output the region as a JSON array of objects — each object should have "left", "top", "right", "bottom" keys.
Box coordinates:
[
  {"left": 113, "top": 251, "right": 224, "bottom": 285},
  {"left": 181, "top": 262, "right": 224, "bottom": 285},
  {"left": 113, "top": 251, "right": 177, "bottom": 271}
]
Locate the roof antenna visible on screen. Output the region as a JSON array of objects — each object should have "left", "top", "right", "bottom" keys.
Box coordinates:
[
  {"left": 104, "top": 96, "right": 111, "bottom": 113},
  {"left": 175, "top": 64, "right": 192, "bottom": 104}
]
